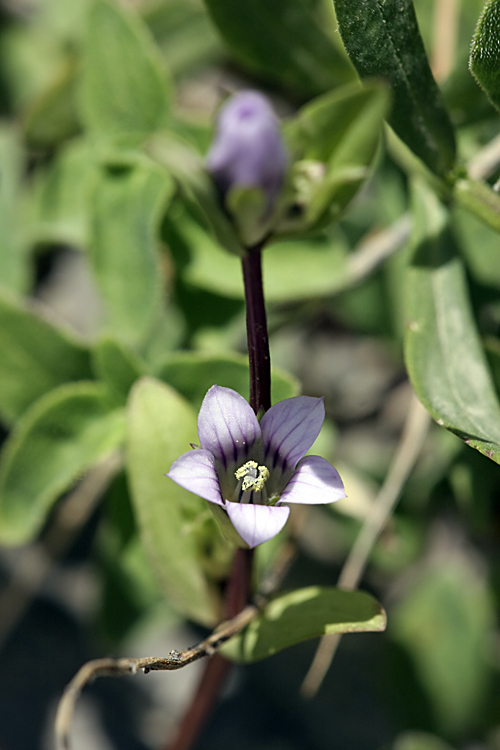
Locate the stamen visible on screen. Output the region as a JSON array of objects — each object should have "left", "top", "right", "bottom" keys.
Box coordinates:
[{"left": 235, "top": 460, "right": 270, "bottom": 492}]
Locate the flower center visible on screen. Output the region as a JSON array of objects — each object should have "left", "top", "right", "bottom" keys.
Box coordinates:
[
  {"left": 232, "top": 460, "right": 270, "bottom": 504},
  {"left": 235, "top": 460, "right": 269, "bottom": 491}
]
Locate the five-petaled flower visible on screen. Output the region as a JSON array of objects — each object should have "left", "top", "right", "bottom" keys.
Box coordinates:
[{"left": 167, "top": 385, "right": 345, "bottom": 548}]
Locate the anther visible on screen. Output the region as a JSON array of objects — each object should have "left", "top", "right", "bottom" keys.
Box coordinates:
[{"left": 235, "top": 461, "right": 270, "bottom": 492}]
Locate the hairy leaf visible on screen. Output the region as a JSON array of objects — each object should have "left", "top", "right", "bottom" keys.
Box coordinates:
[
  {"left": 470, "top": 0, "right": 500, "bottom": 112},
  {"left": 333, "top": 0, "right": 456, "bottom": 175}
]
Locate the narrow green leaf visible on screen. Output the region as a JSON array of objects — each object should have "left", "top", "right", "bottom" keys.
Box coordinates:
[
  {"left": 221, "top": 587, "right": 386, "bottom": 662},
  {"left": 92, "top": 335, "right": 146, "bottom": 404},
  {"left": 0, "top": 292, "right": 93, "bottom": 425},
  {"left": 470, "top": 0, "right": 500, "bottom": 112},
  {"left": 80, "top": 0, "right": 171, "bottom": 135},
  {"left": 405, "top": 181, "right": 500, "bottom": 463},
  {"left": 127, "top": 377, "right": 219, "bottom": 626},
  {"left": 157, "top": 351, "right": 300, "bottom": 409},
  {"left": 203, "top": 0, "right": 354, "bottom": 95},
  {"left": 0, "top": 383, "right": 125, "bottom": 545},
  {"left": 89, "top": 162, "right": 174, "bottom": 344},
  {"left": 333, "top": 0, "right": 456, "bottom": 175}
]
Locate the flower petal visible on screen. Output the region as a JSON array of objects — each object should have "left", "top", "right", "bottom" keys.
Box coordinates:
[
  {"left": 279, "top": 455, "right": 345, "bottom": 506},
  {"left": 167, "top": 449, "right": 223, "bottom": 505},
  {"left": 225, "top": 502, "right": 290, "bottom": 548},
  {"left": 197, "top": 385, "right": 261, "bottom": 469},
  {"left": 260, "top": 396, "right": 325, "bottom": 469}
]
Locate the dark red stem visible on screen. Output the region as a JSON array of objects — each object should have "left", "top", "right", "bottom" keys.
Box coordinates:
[
  {"left": 241, "top": 247, "right": 271, "bottom": 414},
  {"left": 164, "top": 247, "right": 268, "bottom": 750},
  {"left": 163, "top": 654, "right": 231, "bottom": 750}
]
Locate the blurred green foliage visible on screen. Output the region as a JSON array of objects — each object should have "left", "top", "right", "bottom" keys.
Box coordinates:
[{"left": 0, "top": 0, "right": 499, "bottom": 748}]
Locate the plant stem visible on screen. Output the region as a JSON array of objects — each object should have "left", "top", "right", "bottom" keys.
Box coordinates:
[
  {"left": 241, "top": 245, "right": 271, "bottom": 414},
  {"left": 164, "top": 246, "right": 269, "bottom": 750}
]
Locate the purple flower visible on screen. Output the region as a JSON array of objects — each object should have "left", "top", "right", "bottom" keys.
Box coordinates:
[
  {"left": 206, "top": 90, "right": 287, "bottom": 212},
  {"left": 167, "top": 385, "right": 345, "bottom": 548}
]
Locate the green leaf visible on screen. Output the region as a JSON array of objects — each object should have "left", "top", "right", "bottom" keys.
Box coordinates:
[
  {"left": 23, "top": 56, "right": 80, "bottom": 148},
  {"left": 470, "top": 0, "right": 500, "bottom": 112},
  {"left": 203, "top": 0, "right": 354, "bottom": 95},
  {"left": 221, "top": 586, "right": 386, "bottom": 662},
  {"left": 127, "top": 377, "right": 219, "bottom": 626},
  {"left": 79, "top": 0, "right": 171, "bottom": 135},
  {"left": 28, "top": 138, "right": 99, "bottom": 250},
  {"left": 226, "top": 186, "right": 269, "bottom": 247},
  {"left": 281, "top": 81, "right": 390, "bottom": 231},
  {"left": 0, "top": 127, "right": 29, "bottom": 293},
  {"left": 156, "top": 351, "right": 300, "bottom": 409},
  {"left": 0, "top": 291, "right": 93, "bottom": 425},
  {"left": 392, "top": 550, "right": 494, "bottom": 733},
  {"left": 0, "top": 382, "right": 125, "bottom": 545},
  {"left": 405, "top": 181, "right": 500, "bottom": 463},
  {"left": 89, "top": 162, "right": 174, "bottom": 344},
  {"left": 143, "top": 0, "right": 222, "bottom": 77},
  {"left": 285, "top": 81, "right": 388, "bottom": 165},
  {"left": 147, "top": 131, "right": 244, "bottom": 256},
  {"left": 92, "top": 335, "right": 146, "bottom": 404},
  {"left": 333, "top": 0, "right": 456, "bottom": 175},
  {"left": 168, "top": 202, "right": 349, "bottom": 302},
  {"left": 453, "top": 177, "right": 500, "bottom": 234}
]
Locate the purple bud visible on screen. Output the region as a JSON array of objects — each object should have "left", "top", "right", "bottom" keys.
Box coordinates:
[{"left": 206, "top": 91, "right": 287, "bottom": 212}]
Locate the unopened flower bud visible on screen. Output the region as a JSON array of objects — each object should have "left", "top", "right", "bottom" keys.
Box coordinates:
[{"left": 206, "top": 90, "right": 287, "bottom": 213}]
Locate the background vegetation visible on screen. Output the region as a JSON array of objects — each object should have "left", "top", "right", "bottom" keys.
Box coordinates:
[{"left": 0, "top": 0, "right": 499, "bottom": 749}]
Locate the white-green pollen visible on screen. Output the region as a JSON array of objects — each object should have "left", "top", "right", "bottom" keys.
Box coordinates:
[{"left": 235, "top": 460, "right": 269, "bottom": 492}]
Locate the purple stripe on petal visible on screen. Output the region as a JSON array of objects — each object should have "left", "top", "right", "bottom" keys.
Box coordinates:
[
  {"left": 225, "top": 502, "right": 290, "bottom": 548},
  {"left": 198, "top": 385, "right": 261, "bottom": 467},
  {"left": 167, "top": 449, "right": 223, "bottom": 506},
  {"left": 278, "top": 455, "right": 345, "bottom": 506},
  {"left": 260, "top": 396, "right": 325, "bottom": 469}
]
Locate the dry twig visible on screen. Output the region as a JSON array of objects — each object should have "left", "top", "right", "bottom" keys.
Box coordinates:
[
  {"left": 54, "top": 531, "right": 298, "bottom": 750},
  {"left": 301, "top": 393, "right": 431, "bottom": 697},
  {"left": 431, "top": 0, "right": 458, "bottom": 82},
  {"left": 55, "top": 604, "right": 258, "bottom": 750}
]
